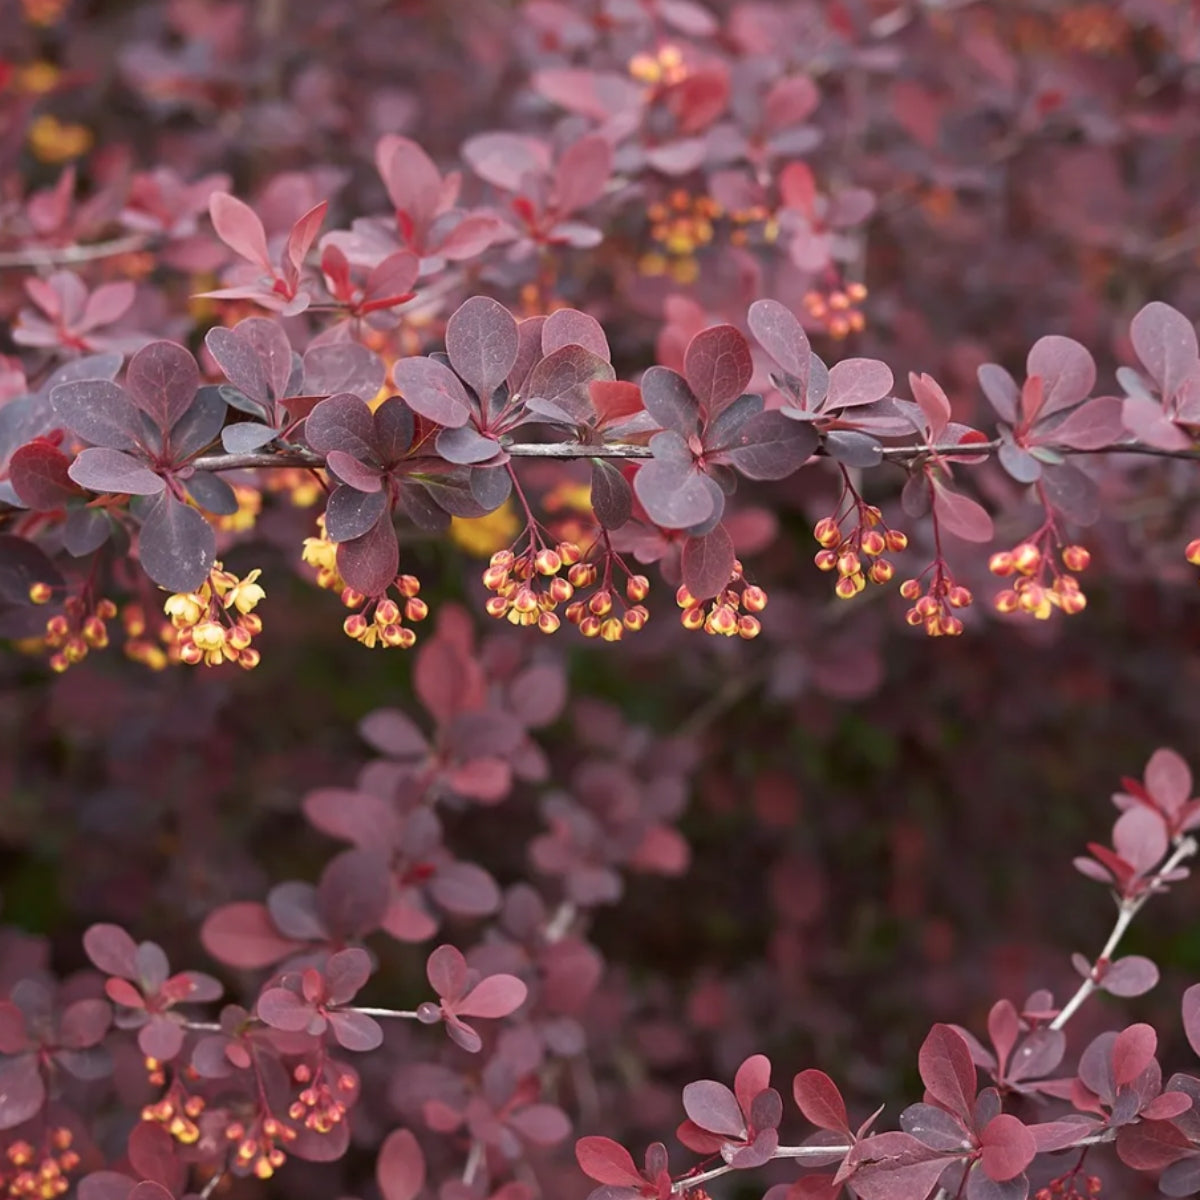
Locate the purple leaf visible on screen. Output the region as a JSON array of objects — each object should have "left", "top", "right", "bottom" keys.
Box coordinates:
[
  {"left": 825, "top": 358, "right": 894, "bottom": 410},
  {"left": 1026, "top": 336, "right": 1096, "bottom": 419},
  {"left": 509, "top": 1103, "right": 572, "bottom": 1146},
  {"left": 51, "top": 380, "right": 141, "bottom": 451},
  {"left": 391, "top": 357, "right": 473, "bottom": 428},
  {"left": 713, "top": 410, "right": 816, "bottom": 480},
  {"left": 684, "top": 325, "right": 753, "bottom": 413},
  {"left": 839, "top": 1131, "right": 952, "bottom": 1200},
  {"left": 0, "top": 1054, "right": 45, "bottom": 1131},
  {"left": 83, "top": 923, "right": 139, "bottom": 978},
  {"left": 590, "top": 459, "right": 632, "bottom": 529},
  {"left": 553, "top": 134, "right": 613, "bottom": 215},
  {"left": 68, "top": 448, "right": 163, "bottom": 496},
  {"left": 206, "top": 325, "right": 270, "bottom": 408},
  {"left": 326, "top": 452, "right": 384, "bottom": 493},
  {"left": 749, "top": 299, "right": 811, "bottom": 385},
  {"left": 1102, "top": 956, "right": 1159, "bottom": 997},
  {"left": 998, "top": 441, "right": 1041, "bottom": 484},
  {"left": 305, "top": 392, "right": 378, "bottom": 459},
  {"left": 681, "top": 525, "right": 735, "bottom": 601},
  {"left": 318, "top": 849, "right": 390, "bottom": 938},
  {"left": 575, "top": 1136, "right": 643, "bottom": 1188},
  {"left": 303, "top": 343, "right": 386, "bottom": 403},
  {"left": 901, "top": 1102, "right": 970, "bottom": 1151},
  {"left": 526, "top": 345, "right": 614, "bottom": 424},
  {"left": 436, "top": 425, "right": 501, "bottom": 465},
  {"left": 257, "top": 987, "right": 311, "bottom": 1032},
  {"left": 640, "top": 366, "right": 700, "bottom": 436},
  {"left": 325, "top": 485, "right": 388, "bottom": 542},
  {"left": 445, "top": 296, "right": 519, "bottom": 403},
  {"left": 542, "top": 309, "right": 610, "bottom": 360},
  {"left": 199, "top": 902, "right": 296, "bottom": 969},
  {"left": 1045, "top": 396, "right": 1124, "bottom": 450},
  {"left": 138, "top": 492, "right": 216, "bottom": 592},
  {"left": 1122, "top": 395, "right": 1191, "bottom": 449},
  {"left": 221, "top": 422, "right": 276, "bottom": 454},
  {"left": 335, "top": 510, "right": 399, "bottom": 595},
  {"left": 1131, "top": 301, "right": 1199, "bottom": 400},
  {"left": 358, "top": 708, "right": 428, "bottom": 758},
  {"left": 125, "top": 341, "right": 200, "bottom": 431},
  {"left": 825, "top": 430, "right": 884, "bottom": 467},
  {"left": 682, "top": 1079, "right": 746, "bottom": 1139},
  {"left": 1113, "top": 1023, "right": 1157, "bottom": 1087},
  {"left": 978, "top": 364, "right": 1020, "bottom": 424},
  {"left": 166, "top": 386, "right": 226, "bottom": 460},
  {"left": 461, "top": 132, "right": 552, "bottom": 191},
  {"left": 634, "top": 432, "right": 714, "bottom": 529}
]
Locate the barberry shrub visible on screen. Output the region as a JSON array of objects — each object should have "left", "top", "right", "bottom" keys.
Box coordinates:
[{"left": 3, "top": 2, "right": 1200, "bottom": 1200}]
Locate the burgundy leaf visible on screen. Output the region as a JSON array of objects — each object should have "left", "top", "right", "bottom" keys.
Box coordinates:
[
  {"left": 328, "top": 1009, "right": 384, "bottom": 1051},
  {"left": 461, "top": 132, "right": 552, "bottom": 191},
  {"left": 633, "top": 432, "right": 715, "bottom": 530},
  {"left": 69, "top": 448, "right": 164, "bottom": 496},
  {"left": 713, "top": 410, "right": 816, "bottom": 480},
  {"left": 205, "top": 325, "right": 270, "bottom": 408},
  {"left": 305, "top": 392, "right": 378, "bottom": 459},
  {"left": 640, "top": 366, "right": 700, "bottom": 436},
  {"left": 590, "top": 459, "right": 633, "bottom": 529},
  {"left": 839, "top": 1131, "right": 952, "bottom": 1200},
  {"left": 325, "top": 485, "right": 387, "bottom": 542},
  {"left": 553, "top": 134, "right": 612, "bottom": 215},
  {"left": 125, "top": 341, "right": 200, "bottom": 431},
  {"left": 303, "top": 343, "right": 386, "bottom": 404},
  {"left": 209, "top": 192, "right": 271, "bottom": 268},
  {"left": 358, "top": 708, "right": 428, "bottom": 758},
  {"left": 427, "top": 945, "right": 469, "bottom": 999},
  {"left": 0, "top": 1054, "right": 46, "bottom": 1131},
  {"left": 1045, "top": 397, "right": 1124, "bottom": 450},
  {"left": 51, "top": 380, "right": 141, "bottom": 451},
  {"left": 931, "top": 482, "right": 994, "bottom": 543},
  {"left": 391, "top": 357, "right": 473, "bottom": 428},
  {"left": 138, "top": 493, "right": 216, "bottom": 592},
  {"left": 336, "top": 511, "right": 399, "bottom": 596},
  {"left": 1113, "top": 1023, "right": 1157, "bottom": 1087},
  {"left": 542, "top": 309, "right": 610, "bottom": 361},
  {"left": 1026, "top": 336, "right": 1096, "bottom": 418},
  {"left": 436, "top": 426, "right": 502, "bottom": 465},
  {"left": 684, "top": 325, "right": 753, "bottom": 412},
  {"left": 445, "top": 296, "right": 519, "bottom": 403},
  {"left": 428, "top": 862, "right": 501, "bottom": 916}
]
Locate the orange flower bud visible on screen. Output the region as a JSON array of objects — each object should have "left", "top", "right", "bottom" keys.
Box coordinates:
[
  {"left": 626, "top": 574, "right": 650, "bottom": 602},
  {"left": 600, "top": 618, "right": 624, "bottom": 642},
  {"left": 814, "top": 549, "right": 838, "bottom": 571},
  {"left": 837, "top": 551, "right": 861, "bottom": 577},
  {"left": 899, "top": 578, "right": 921, "bottom": 600},
  {"left": 405, "top": 597, "right": 429, "bottom": 622},
  {"left": 813, "top": 516, "right": 841, "bottom": 547},
  {"left": 885, "top": 530, "right": 908, "bottom": 552},
  {"left": 743, "top": 585, "right": 768, "bottom": 612},
  {"left": 538, "top": 611, "right": 561, "bottom": 634},
  {"left": 680, "top": 606, "right": 705, "bottom": 631},
  {"left": 28, "top": 581, "right": 53, "bottom": 604},
  {"left": 1011, "top": 542, "right": 1041, "bottom": 574},
  {"left": 869, "top": 560, "right": 894, "bottom": 584},
  {"left": 737, "top": 615, "right": 761, "bottom": 639},
  {"left": 580, "top": 615, "right": 602, "bottom": 638},
  {"left": 588, "top": 589, "right": 613, "bottom": 616},
  {"left": 861, "top": 530, "right": 886, "bottom": 556},
  {"left": 534, "top": 548, "right": 562, "bottom": 575},
  {"left": 1061, "top": 544, "right": 1090, "bottom": 572},
  {"left": 988, "top": 551, "right": 1014, "bottom": 576},
  {"left": 676, "top": 585, "right": 697, "bottom": 609}
]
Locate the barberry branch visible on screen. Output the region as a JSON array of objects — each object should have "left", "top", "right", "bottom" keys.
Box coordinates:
[
  {"left": 188, "top": 436, "right": 1200, "bottom": 479},
  {"left": 1051, "top": 833, "right": 1199, "bottom": 1030},
  {"left": 0, "top": 233, "right": 153, "bottom": 269}
]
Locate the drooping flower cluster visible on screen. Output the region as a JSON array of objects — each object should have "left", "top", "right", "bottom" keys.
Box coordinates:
[
  {"left": 802, "top": 279, "right": 868, "bottom": 339},
  {"left": 142, "top": 1089, "right": 205, "bottom": 1146},
  {"left": 2, "top": 1129, "right": 79, "bottom": 1200},
  {"left": 163, "top": 562, "right": 265, "bottom": 668},
  {"left": 28, "top": 587, "right": 116, "bottom": 673},
  {"left": 301, "top": 515, "right": 347, "bottom": 593},
  {"left": 341, "top": 577, "right": 427, "bottom": 650},
  {"left": 482, "top": 540, "right": 583, "bottom": 634},
  {"left": 676, "top": 561, "right": 766, "bottom": 639},
  {"left": 990, "top": 540, "right": 1089, "bottom": 619},
  {"left": 900, "top": 564, "right": 973, "bottom": 637},
  {"left": 225, "top": 1114, "right": 297, "bottom": 1181},
  {"left": 562, "top": 560, "right": 651, "bottom": 642},
  {"left": 813, "top": 503, "right": 907, "bottom": 600}
]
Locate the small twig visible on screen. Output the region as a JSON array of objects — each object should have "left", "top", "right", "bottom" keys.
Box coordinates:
[
  {"left": 1051, "top": 834, "right": 1199, "bottom": 1030},
  {"left": 462, "top": 1140, "right": 484, "bottom": 1185},
  {"left": 350, "top": 1006, "right": 422, "bottom": 1020},
  {"left": 198, "top": 1170, "right": 225, "bottom": 1200}
]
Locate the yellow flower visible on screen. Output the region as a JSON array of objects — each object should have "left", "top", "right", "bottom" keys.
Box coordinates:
[
  {"left": 28, "top": 114, "right": 92, "bottom": 163},
  {"left": 191, "top": 621, "right": 226, "bottom": 653},
  {"left": 224, "top": 570, "right": 265, "bottom": 615},
  {"left": 449, "top": 500, "right": 521, "bottom": 558},
  {"left": 164, "top": 592, "right": 204, "bottom": 629}
]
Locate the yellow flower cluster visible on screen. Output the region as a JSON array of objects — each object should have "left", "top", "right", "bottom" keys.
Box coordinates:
[
  {"left": 676, "top": 562, "right": 766, "bottom": 638},
  {"left": 482, "top": 541, "right": 585, "bottom": 634},
  {"left": 561, "top": 564, "right": 650, "bottom": 641},
  {"left": 225, "top": 1115, "right": 297, "bottom": 1180},
  {"left": 142, "top": 1091, "right": 205, "bottom": 1146},
  {"left": 27, "top": 114, "right": 92, "bottom": 163},
  {"left": 341, "top": 577, "right": 427, "bottom": 649},
  {"left": 803, "top": 282, "right": 868, "bottom": 340},
  {"left": 301, "top": 515, "right": 346, "bottom": 592},
  {"left": 3, "top": 1129, "right": 78, "bottom": 1200},
  {"left": 813, "top": 511, "right": 907, "bottom": 600},
  {"left": 899, "top": 571, "right": 972, "bottom": 636},
  {"left": 628, "top": 43, "right": 689, "bottom": 87},
  {"left": 990, "top": 541, "right": 1088, "bottom": 619},
  {"left": 163, "top": 563, "right": 265, "bottom": 668},
  {"left": 30, "top": 586, "right": 116, "bottom": 673}
]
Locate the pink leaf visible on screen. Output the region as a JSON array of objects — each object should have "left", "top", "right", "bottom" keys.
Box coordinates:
[
  {"left": 426, "top": 944, "right": 468, "bottom": 1000},
  {"left": 1145, "top": 748, "right": 1192, "bottom": 814},
  {"left": 553, "top": 134, "right": 612, "bottom": 215},
  {"left": 1131, "top": 301, "right": 1199, "bottom": 400},
  {"left": 455, "top": 973, "right": 527, "bottom": 1019},
  {"left": 1026, "top": 335, "right": 1096, "bottom": 418},
  {"left": 283, "top": 201, "right": 328, "bottom": 290},
  {"left": 83, "top": 923, "right": 140, "bottom": 979},
  {"left": 734, "top": 1054, "right": 772, "bottom": 1115},
  {"left": 209, "top": 193, "right": 272, "bottom": 270},
  {"left": 376, "top": 1128, "right": 426, "bottom": 1200},
  {"left": 931, "top": 482, "right": 994, "bottom": 543},
  {"left": 682, "top": 1080, "right": 746, "bottom": 1139},
  {"left": 199, "top": 902, "right": 296, "bottom": 969},
  {"left": 1112, "top": 1023, "right": 1156, "bottom": 1087},
  {"left": 684, "top": 324, "right": 752, "bottom": 411}
]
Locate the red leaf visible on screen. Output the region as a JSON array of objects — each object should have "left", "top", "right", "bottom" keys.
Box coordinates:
[
  {"left": 426, "top": 944, "right": 468, "bottom": 1000},
  {"left": 456, "top": 973, "right": 527, "bottom": 1019},
  {"left": 682, "top": 1080, "right": 746, "bottom": 1139},
  {"left": 575, "top": 1136, "right": 643, "bottom": 1187},
  {"left": 553, "top": 134, "right": 612, "bottom": 216},
  {"left": 83, "top": 922, "right": 140, "bottom": 979},
  {"left": 283, "top": 201, "right": 328, "bottom": 291},
  {"left": 931, "top": 482, "right": 994, "bottom": 543},
  {"left": 1131, "top": 301, "right": 1199, "bottom": 400},
  {"left": 794, "top": 1070, "right": 850, "bottom": 1133},
  {"left": 918, "top": 1024, "right": 978, "bottom": 1124},
  {"left": 1026, "top": 335, "right": 1096, "bottom": 418},
  {"left": 684, "top": 325, "right": 753, "bottom": 412},
  {"left": 748, "top": 298, "right": 811, "bottom": 383},
  {"left": 9, "top": 440, "right": 82, "bottom": 509},
  {"left": 1112, "top": 1023, "right": 1156, "bottom": 1087},
  {"left": 336, "top": 511, "right": 399, "bottom": 597},
  {"left": 978, "top": 1114, "right": 1035, "bottom": 1182}
]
